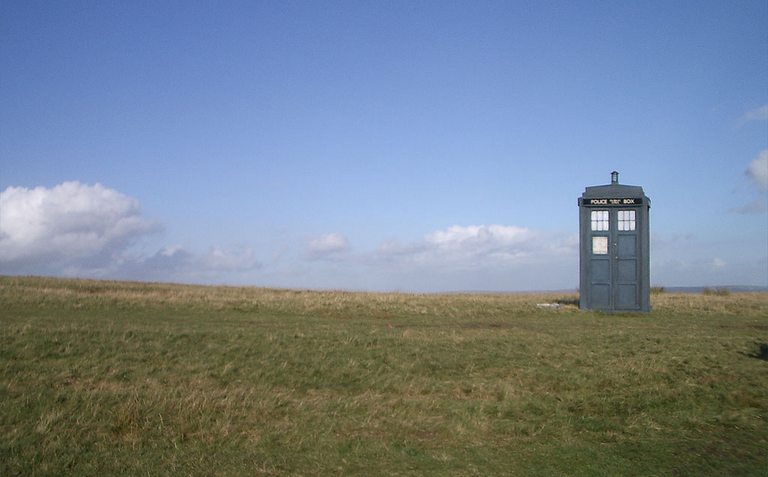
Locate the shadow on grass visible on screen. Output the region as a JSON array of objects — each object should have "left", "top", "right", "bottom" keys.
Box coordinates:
[
  {"left": 555, "top": 296, "right": 580, "bottom": 307},
  {"left": 742, "top": 342, "right": 768, "bottom": 361}
]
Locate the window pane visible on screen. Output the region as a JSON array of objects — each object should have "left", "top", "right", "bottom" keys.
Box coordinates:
[
  {"left": 618, "top": 210, "right": 636, "bottom": 231},
  {"left": 592, "top": 236, "right": 608, "bottom": 254},
  {"left": 591, "top": 210, "right": 609, "bottom": 231}
]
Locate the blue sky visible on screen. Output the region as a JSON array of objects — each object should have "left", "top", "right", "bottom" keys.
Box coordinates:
[{"left": 1, "top": 0, "right": 766, "bottom": 291}]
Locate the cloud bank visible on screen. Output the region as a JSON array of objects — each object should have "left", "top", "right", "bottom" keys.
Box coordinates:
[
  {"left": 377, "top": 224, "right": 572, "bottom": 267},
  {"left": 1, "top": 182, "right": 579, "bottom": 290},
  {"left": 120, "top": 245, "right": 261, "bottom": 281},
  {"left": 368, "top": 224, "right": 578, "bottom": 291},
  {"left": 425, "top": 224, "right": 534, "bottom": 259},
  {"left": 0, "top": 182, "right": 261, "bottom": 280},
  {"left": 0, "top": 182, "right": 158, "bottom": 273}
]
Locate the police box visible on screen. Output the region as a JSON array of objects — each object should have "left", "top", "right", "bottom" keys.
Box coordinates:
[{"left": 578, "top": 172, "right": 651, "bottom": 312}]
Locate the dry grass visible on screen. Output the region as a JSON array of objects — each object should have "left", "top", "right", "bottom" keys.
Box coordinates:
[{"left": 1, "top": 276, "right": 767, "bottom": 476}]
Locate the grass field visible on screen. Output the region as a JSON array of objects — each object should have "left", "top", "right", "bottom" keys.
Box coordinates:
[{"left": 1, "top": 276, "right": 767, "bottom": 476}]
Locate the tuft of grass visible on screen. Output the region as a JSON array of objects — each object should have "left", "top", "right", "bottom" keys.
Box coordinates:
[
  {"left": 703, "top": 287, "right": 731, "bottom": 296},
  {"left": 1, "top": 276, "right": 767, "bottom": 476}
]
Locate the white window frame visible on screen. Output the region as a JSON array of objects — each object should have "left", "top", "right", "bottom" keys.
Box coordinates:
[
  {"left": 591, "top": 210, "right": 609, "bottom": 231},
  {"left": 618, "top": 210, "right": 636, "bottom": 231}
]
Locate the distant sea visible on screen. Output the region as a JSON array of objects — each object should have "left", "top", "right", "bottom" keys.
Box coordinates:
[{"left": 661, "top": 286, "right": 768, "bottom": 293}]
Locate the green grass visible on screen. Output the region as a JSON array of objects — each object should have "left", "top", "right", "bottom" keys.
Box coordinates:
[{"left": 2, "top": 276, "right": 767, "bottom": 476}]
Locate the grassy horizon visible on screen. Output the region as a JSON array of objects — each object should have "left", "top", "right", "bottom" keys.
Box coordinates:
[{"left": 2, "top": 276, "right": 767, "bottom": 475}]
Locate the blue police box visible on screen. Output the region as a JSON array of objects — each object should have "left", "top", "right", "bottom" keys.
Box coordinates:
[{"left": 578, "top": 172, "right": 651, "bottom": 312}]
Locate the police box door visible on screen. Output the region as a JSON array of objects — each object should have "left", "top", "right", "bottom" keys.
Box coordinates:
[{"left": 588, "top": 208, "right": 640, "bottom": 310}]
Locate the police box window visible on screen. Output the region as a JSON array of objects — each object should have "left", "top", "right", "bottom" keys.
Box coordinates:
[
  {"left": 591, "top": 210, "right": 608, "bottom": 231},
  {"left": 618, "top": 210, "right": 636, "bottom": 231},
  {"left": 592, "top": 236, "right": 608, "bottom": 254}
]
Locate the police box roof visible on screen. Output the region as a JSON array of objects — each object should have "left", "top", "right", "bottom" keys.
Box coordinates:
[{"left": 579, "top": 171, "right": 650, "bottom": 205}]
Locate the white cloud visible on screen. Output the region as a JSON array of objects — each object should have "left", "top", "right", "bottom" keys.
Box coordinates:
[
  {"left": 203, "top": 246, "right": 260, "bottom": 271},
  {"left": 711, "top": 257, "right": 727, "bottom": 269},
  {"left": 121, "top": 245, "right": 261, "bottom": 280},
  {"left": 306, "top": 233, "right": 349, "bottom": 259},
  {"left": 426, "top": 224, "right": 532, "bottom": 252},
  {"left": 371, "top": 224, "right": 578, "bottom": 290},
  {"left": 427, "top": 224, "right": 529, "bottom": 245},
  {"left": 0, "top": 182, "right": 158, "bottom": 272},
  {"left": 742, "top": 104, "right": 768, "bottom": 122},
  {"left": 275, "top": 224, "right": 576, "bottom": 291},
  {"left": 746, "top": 149, "right": 768, "bottom": 191},
  {"left": 407, "top": 224, "right": 541, "bottom": 260},
  {"left": 0, "top": 182, "right": 261, "bottom": 282},
  {"left": 129, "top": 245, "right": 195, "bottom": 275}
]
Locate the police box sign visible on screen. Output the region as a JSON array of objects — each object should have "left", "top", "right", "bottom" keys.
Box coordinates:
[{"left": 585, "top": 198, "right": 643, "bottom": 206}]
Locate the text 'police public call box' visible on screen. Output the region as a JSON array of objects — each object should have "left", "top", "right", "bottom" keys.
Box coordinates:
[{"left": 578, "top": 172, "right": 650, "bottom": 312}]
